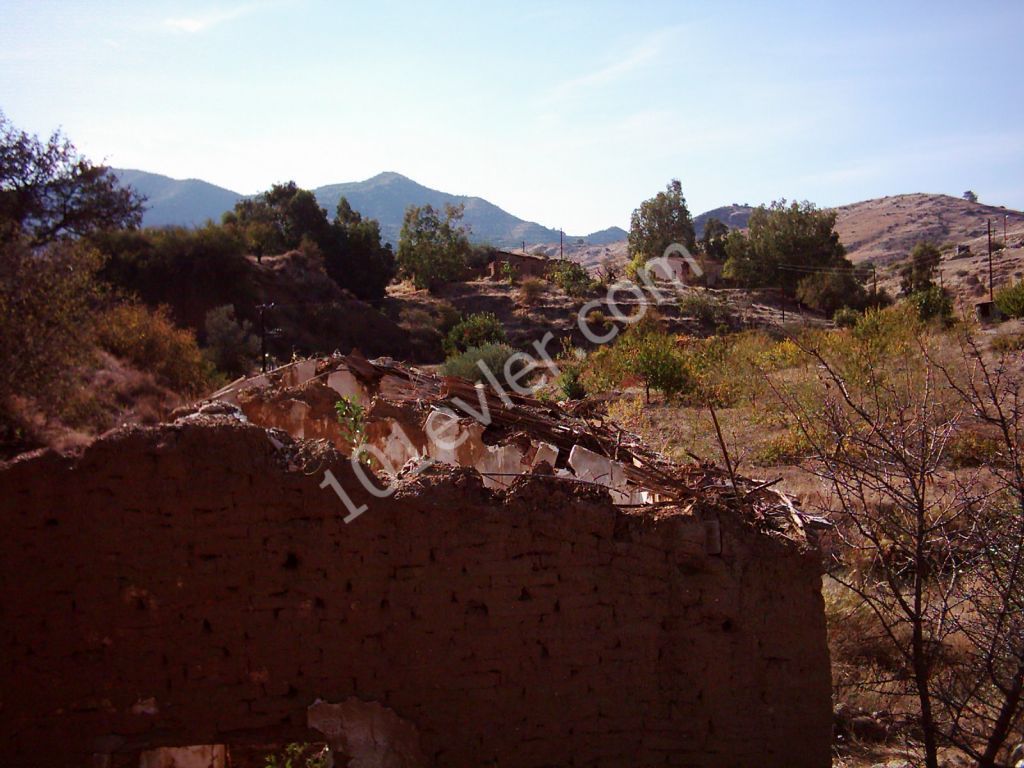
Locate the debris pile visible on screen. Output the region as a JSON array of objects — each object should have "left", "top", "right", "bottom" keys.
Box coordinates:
[{"left": 199, "top": 353, "right": 822, "bottom": 541}]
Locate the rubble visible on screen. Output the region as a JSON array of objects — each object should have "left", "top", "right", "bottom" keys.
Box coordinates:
[{"left": 198, "top": 353, "right": 823, "bottom": 542}]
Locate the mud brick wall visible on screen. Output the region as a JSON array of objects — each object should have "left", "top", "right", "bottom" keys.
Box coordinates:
[{"left": 0, "top": 421, "right": 832, "bottom": 767}]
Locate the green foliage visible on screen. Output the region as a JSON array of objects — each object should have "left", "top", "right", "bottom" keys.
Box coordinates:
[
  {"left": 224, "top": 185, "right": 394, "bottom": 303},
  {"left": 334, "top": 396, "right": 366, "bottom": 446},
  {"left": 908, "top": 285, "right": 953, "bottom": 324},
  {"left": 0, "top": 238, "right": 104, "bottom": 405},
  {"left": 443, "top": 312, "right": 507, "bottom": 355},
  {"left": 264, "top": 742, "right": 328, "bottom": 768},
  {"left": 94, "top": 224, "right": 251, "bottom": 329},
  {"left": 700, "top": 217, "right": 730, "bottom": 262},
  {"left": 0, "top": 112, "right": 143, "bottom": 247},
  {"left": 441, "top": 343, "right": 522, "bottom": 383},
  {"left": 501, "top": 260, "right": 516, "bottom": 284},
  {"left": 995, "top": 280, "right": 1024, "bottom": 319},
  {"left": 327, "top": 197, "right": 396, "bottom": 303},
  {"left": 899, "top": 242, "right": 941, "bottom": 295},
  {"left": 679, "top": 292, "right": 733, "bottom": 328},
  {"left": 628, "top": 179, "right": 696, "bottom": 266},
  {"left": 582, "top": 321, "right": 692, "bottom": 403},
  {"left": 833, "top": 307, "right": 861, "bottom": 328},
  {"left": 722, "top": 200, "right": 851, "bottom": 298},
  {"left": 547, "top": 260, "right": 595, "bottom": 297},
  {"left": 397, "top": 203, "right": 470, "bottom": 290},
  {"left": 96, "top": 302, "right": 212, "bottom": 395},
  {"left": 203, "top": 305, "right": 258, "bottom": 377},
  {"left": 557, "top": 364, "right": 587, "bottom": 400},
  {"left": 795, "top": 269, "right": 867, "bottom": 315}
]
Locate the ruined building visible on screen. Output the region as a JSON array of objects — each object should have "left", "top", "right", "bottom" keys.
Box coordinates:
[{"left": 0, "top": 354, "right": 832, "bottom": 766}]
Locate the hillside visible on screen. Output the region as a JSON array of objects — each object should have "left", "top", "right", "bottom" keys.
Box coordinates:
[
  {"left": 834, "top": 193, "right": 1024, "bottom": 265},
  {"left": 693, "top": 204, "right": 754, "bottom": 238},
  {"left": 114, "top": 168, "right": 622, "bottom": 248},
  {"left": 114, "top": 169, "right": 241, "bottom": 227}
]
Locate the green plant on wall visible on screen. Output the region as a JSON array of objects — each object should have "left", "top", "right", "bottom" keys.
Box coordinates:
[
  {"left": 334, "top": 396, "right": 366, "bottom": 447},
  {"left": 264, "top": 742, "right": 328, "bottom": 768}
]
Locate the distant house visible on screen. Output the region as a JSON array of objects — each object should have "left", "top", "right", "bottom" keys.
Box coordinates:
[
  {"left": 954, "top": 244, "right": 972, "bottom": 258},
  {"left": 487, "top": 250, "right": 549, "bottom": 281}
]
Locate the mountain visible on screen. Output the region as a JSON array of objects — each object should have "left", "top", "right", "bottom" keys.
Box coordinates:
[
  {"left": 113, "top": 168, "right": 621, "bottom": 248},
  {"left": 114, "top": 169, "right": 242, "bottom": 228}
]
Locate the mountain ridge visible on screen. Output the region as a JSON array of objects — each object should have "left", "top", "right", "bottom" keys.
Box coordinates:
[{"left": 114, "top": 168, "right": 627, "bottom": 248}]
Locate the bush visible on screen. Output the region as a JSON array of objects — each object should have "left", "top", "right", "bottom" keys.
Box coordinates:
[
  {"left": 908, "top": 285, "right": 953, "bottom": 324},
  {"left": 833, "top": 307, "right": 861, "bottom": 328},
  {"left": 995, "top": 280, "right": 1024, "bottom": 318},
  {"left": 557, "top": 364, "right": 587, "bottom": 400},
  {"left": 547, "top": 260, "right": 595, "bottom": 297},
  {"left": 443, "top": 312, "right": 507, "bottom": 355},
  {"left": 204, "top": 305, "right": 259, "bottom": 377},
  {"left": 0, "top": 239, "right": 103, "bottom": 406},
  {"left": 796, "top": 270, "right": 867, "bottom": 315},
  {"left": 441, "top": 343, "right": 523, "bottom": 383},
  {"left": 96, "top": 303, "right": 212, "bottom": 395},
  {"left": 679, "top": 292, "right": 733, "bottom": 327},
  {"left": 519, "top": 277, "right": 546, "bottom": 306}
]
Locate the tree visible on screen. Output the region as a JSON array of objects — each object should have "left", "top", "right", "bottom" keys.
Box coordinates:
[
  {"left": 204, "top": 305, "right": 258, "bottom": 377},
  {"left": 397, "top": 203, "right": 470, "bottom": 291},
  {"left": 0, "top": 238, "right": 103, "bottom": 407},
  {"left": 325, "top": 197, "right": 395, "bottom": 304},
  {"left": 0, "top": 112, "right": 144, "bottom": 246},
  {"left": 700, "top": 217, "right": 730, "bottom": 262},
  {"left": 795, "top": 270, "right": 867, "bottom": 316},
  {"left": 963, "top": 190, "right": 979, "bottom": 204},
  {"left": 223, "top": 181, "right": 331, "bottom": 254},
  {"left": 769, "top": 324, "right": 1024, "bottom": 768},
  {"left": 900, "top": 242, "right": 942, "bottom": 295},
  {"left": 628, "top": 180, "right": 696, "bottom": 267},
  {"left": 722, "top": 199, "right": 850, "bottom": 298}
]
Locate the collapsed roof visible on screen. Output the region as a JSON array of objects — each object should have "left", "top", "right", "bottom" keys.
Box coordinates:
[{"left": 195, "top": 353, "right": 822, "bottom": 542}]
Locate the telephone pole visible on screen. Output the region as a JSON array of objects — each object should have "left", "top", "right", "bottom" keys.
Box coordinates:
[
  {"left": 987, "top": 219, "right": 994, "bottom": 302},
  {"left": 559, "top": 229, "right": 564, "bottom": 260}
]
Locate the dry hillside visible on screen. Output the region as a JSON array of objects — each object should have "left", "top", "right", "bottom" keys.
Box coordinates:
[
  {"left": 835, "top": 193, "right": 1024, "bottom": 265},
  {"left": 553, "top": 194, "right": 1024, "bottom": 274}
]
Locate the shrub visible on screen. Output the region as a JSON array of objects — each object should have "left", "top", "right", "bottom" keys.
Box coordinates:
[
  {"left": 995, "top": 280, "right": 1024, "bottom": 319},
  {"left": 557, "top": 364, "right": 587, "bottom": 400},
  {"left": 441, "top": 343, "right": 523, "bottom": 383},
  {"left": 204, "top": 305, "right": 258, "bottom": 377},
  {"left": 833, "top": 307, "right": 861, "bottom": 328},
  {"left": 991, "top": 331, "right": 1024, "bottom": 353},
  {"left": 519, "top": 277, "right": 546, "bottom": 306},
  {"left": 334, "top": 396, "right": 366, "bottom": 447},
  {"left": 0, "top": 239, "right": 102, "bottom": 406},
  {"left": 679, "top": 292, "right": 733, "bottom": 327},
  {"left": 443, "top": 312, "right": 507, "bottom": 355},
  {"left": 908, "top": 285, "right": 953, "bottom": 324},
  {"left": 96, "top": 303, "right": 212, "bottom": 395},
  {"left": 796, "top": 270, "right": 867, "bottom": 315},
  {"left": 548, "top": 260, "right": 595, "bottom": 297}
]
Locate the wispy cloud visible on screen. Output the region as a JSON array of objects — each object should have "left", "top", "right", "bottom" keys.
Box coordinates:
[
  {"left": 544, "top": 26, "right": 683, "bottom": 103},
  {"left": 163, "top": 4, "right": 264, "bottom": 33}
]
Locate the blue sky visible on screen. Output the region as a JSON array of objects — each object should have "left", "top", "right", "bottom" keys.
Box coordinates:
[{"left": 2, "top": 0, "right": 1022, "bottom": 234}]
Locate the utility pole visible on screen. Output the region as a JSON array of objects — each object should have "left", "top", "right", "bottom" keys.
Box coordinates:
[
  {"left": 522, "top": 240, "right": 526, "bottom": 254},
  {"left": 559, "top": 229, "right": 563, "bottom": 260},
  {"left": 987, "top": 219, "right": 994, "bottom": 302},
  {"left": 1005, "top": 215, "right": 1009, "bottom": 249},
  {"left": 257, "top": 303, "right": 275, "bottom": 373},
  {"left": 872, "top": 264, "right": 878, "bottom": 297}
]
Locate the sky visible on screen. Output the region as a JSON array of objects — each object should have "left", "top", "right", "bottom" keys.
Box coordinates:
[{"left": 2, "top": 0, "right": 1023, "bottom": 235}]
